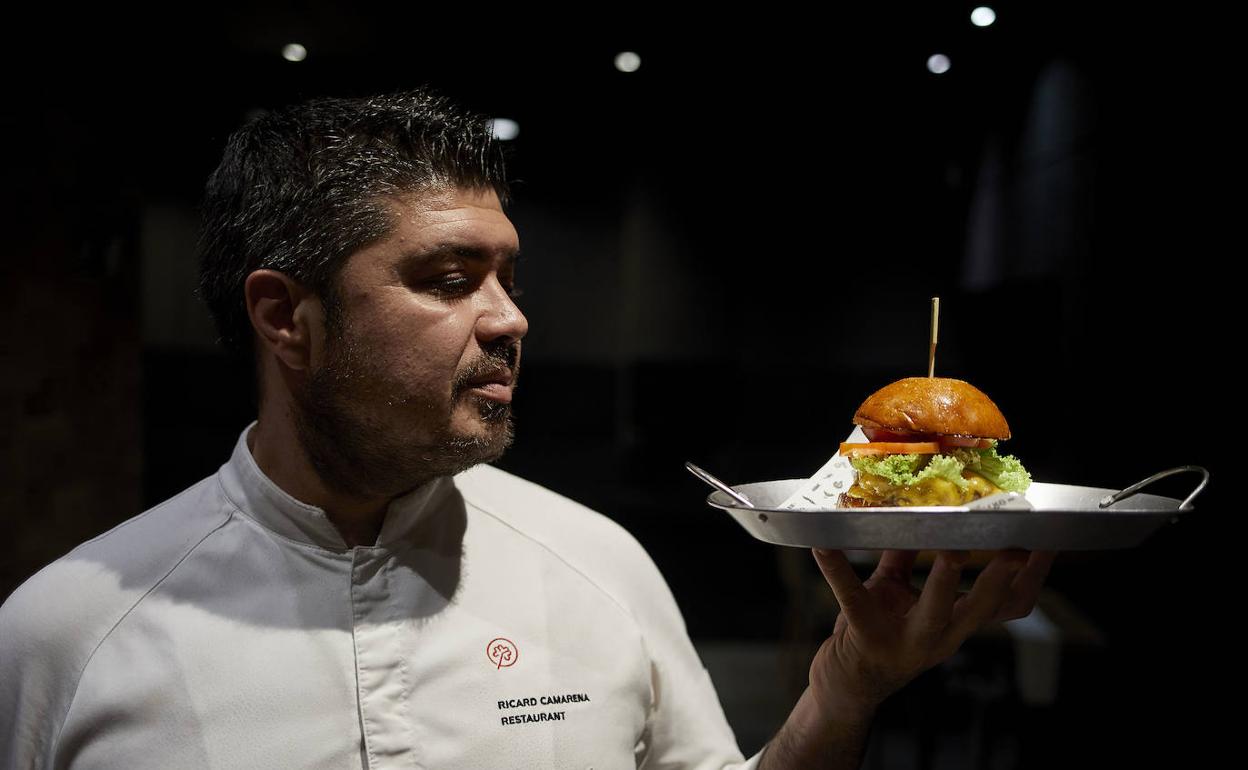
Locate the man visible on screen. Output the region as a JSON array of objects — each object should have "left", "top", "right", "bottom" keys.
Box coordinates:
[{"left": 0, "top": 90, "right": 1054, "bottom": 768}]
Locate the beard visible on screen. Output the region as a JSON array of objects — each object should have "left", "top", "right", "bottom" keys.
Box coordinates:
[{"left": 290, "top": 325, "right": 519, "bottom": 501}]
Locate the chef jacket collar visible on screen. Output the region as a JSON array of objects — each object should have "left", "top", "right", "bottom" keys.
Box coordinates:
[{"left": 218, "top": 421, "right": 452, "bottom": 551}]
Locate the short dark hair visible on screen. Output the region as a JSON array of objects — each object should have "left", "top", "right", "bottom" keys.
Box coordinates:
[{"left": 196, "top": 88, "right": 509, "bottom": 369}]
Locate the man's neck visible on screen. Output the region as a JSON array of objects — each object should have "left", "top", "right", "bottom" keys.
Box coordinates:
[{"left": 247, "top": 418, "right": 390, "bottom": 547}]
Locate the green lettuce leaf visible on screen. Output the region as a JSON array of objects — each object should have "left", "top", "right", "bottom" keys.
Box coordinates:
[
  {"left": 849, "top": 453, "right": 971, "bottom": 489},
  {"left": 950, "top": 446, "right": 1032, "bottom": 492},
  {"left": 849, "top": 446, "right": 1032, "bottom": 493}
]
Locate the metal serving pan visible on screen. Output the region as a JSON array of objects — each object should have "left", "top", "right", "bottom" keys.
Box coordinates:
[{"left": 701, "top": 466, "right": 1209, "bottom": 551}]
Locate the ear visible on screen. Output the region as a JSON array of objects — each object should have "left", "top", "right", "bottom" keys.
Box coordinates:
[{"left": 244, "top": 270, "right": 324, "bottom": 372}]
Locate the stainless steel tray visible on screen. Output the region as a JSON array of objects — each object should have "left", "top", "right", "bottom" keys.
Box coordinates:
[{"left": 704, "top": 466, "right": 1209, "bottom": 550}]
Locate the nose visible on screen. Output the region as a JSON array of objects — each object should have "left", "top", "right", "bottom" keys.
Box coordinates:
[{"left": 475, "top": 274, "right": 529, "bottom": 344}]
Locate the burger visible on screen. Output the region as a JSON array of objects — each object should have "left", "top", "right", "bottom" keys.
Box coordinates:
[{"left": 838, "top": 377, "right": 1032, "bottom": 507}]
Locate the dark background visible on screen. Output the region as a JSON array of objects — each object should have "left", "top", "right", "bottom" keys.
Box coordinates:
[{"left": 2, "top": 3, "right": 1233, "bottom": 766}]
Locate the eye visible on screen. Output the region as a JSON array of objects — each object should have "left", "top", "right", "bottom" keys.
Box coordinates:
[{"left": 425, "top": 273, "right": 474, "bottom": 296}]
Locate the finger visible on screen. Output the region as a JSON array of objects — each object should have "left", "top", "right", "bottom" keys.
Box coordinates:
[
  {"left": 995, "top": 550, "right": 1059, "bottom": 620},
  {"left": 833, "top": 611, "right": 849, "bottom": 637},
  {"left": 813, "top": 548, "right": 883, "bottom": 630},
  {"left": 908, "top": 550, "right": 969, "bottom": 642},
  {"left": 863, "top": 575, "right": 923, "bottom": 618},
  {"left": 944, "top": 552, "right": 1028, "bottom": 644},
  {"left": 875, "top": 549, "right": 919, "bottom": 581}
]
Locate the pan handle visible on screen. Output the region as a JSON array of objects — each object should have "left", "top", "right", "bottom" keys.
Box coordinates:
[{"left": 1098, "top": 465, "right": 1210, "bottom": 510}]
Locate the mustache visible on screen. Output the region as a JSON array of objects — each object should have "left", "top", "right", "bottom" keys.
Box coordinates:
[{"left": 452, "top": 342, "right": 520, "bottom": 393}]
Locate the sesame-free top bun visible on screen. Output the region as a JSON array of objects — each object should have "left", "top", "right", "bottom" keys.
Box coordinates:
[{"left": 852, "top": 377, "right": 1011, "bottom": 439}]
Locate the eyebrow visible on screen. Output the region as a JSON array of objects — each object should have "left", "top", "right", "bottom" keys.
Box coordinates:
[{"left": 398, "top": 242, "right": 521, "bottom": 269}]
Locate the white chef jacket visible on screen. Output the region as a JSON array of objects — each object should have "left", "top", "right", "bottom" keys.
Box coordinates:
[{"left": 0, "top": 423, "right": 765, "bottom": 769}]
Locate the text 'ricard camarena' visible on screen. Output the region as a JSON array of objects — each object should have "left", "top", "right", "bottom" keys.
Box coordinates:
[{"left": 497, "top": 693, "right": 592, "bottom": 710}]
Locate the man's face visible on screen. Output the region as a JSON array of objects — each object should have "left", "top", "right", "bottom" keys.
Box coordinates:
[{"left": 292, "top": 186, "right": 527, "bottom": 499}]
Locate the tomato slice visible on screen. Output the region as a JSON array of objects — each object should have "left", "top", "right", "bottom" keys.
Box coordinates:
[
  {"left": 938, "top": 436, "right": 996, "bottom": 449},
  {"left": 862, "top": 427, "right": 995, "bottom": 450},
  {"left": 862, "top": 428, "right": 935, "bottom": 443},
  {"left": 839, "top": 441, "right": 941, "bottom": 457}
]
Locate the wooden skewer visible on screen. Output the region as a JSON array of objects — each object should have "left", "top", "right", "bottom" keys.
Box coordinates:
[{"left": 928, "top": 297, "right": 940, "bottom": 377}]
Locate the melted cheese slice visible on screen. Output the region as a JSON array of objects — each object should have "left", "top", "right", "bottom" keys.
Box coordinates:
[{"left": 846, "top": 470, "right": 1002, "bottom": 507}]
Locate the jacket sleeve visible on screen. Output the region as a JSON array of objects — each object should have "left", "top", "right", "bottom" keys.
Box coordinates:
[
  {"left": 621, "top": 544, "right": 765, "bottom": 770},
  {"left": 0, "top": 564, "right": 89, "bottom": 770}
]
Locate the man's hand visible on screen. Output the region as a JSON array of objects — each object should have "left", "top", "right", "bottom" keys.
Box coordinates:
[
  {"left": 808, "top": 548, "right": 1056, "bottom": 718},
  {"left": 760, "top": 548, "right": 1056, "bottom": 769}
]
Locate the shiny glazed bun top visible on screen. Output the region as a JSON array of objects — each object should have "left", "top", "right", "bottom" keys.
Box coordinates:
[{"left": 852, "top": 377, "right": 1011, "bottom": 440}]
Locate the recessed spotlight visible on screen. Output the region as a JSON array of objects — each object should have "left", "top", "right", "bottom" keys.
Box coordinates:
[
  {"left": 490, "top": 118, "right": 520, "bottom": 141},
  {"left": 614, "top": 51, "right": 641, "bottom": 73},
  {"left": 927, "top": 54, "right": 951, "bottom": 75},
  {"left": 971, "top": 7, "right": 996, "bottom": 27}
]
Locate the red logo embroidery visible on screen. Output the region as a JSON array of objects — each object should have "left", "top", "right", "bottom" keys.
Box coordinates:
[{"left": 486, "top": 638, "right": 518, "bottom": 669}]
